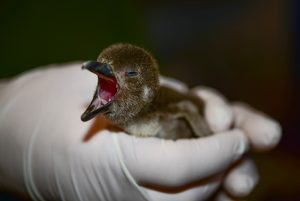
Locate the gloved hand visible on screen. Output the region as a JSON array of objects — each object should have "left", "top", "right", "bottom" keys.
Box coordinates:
[{"left": 0, "top": 63, "right": 281, "bottom": 201}]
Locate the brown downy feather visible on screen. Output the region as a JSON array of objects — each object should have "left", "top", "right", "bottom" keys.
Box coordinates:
[{"left": 83, "top": 43, "right": 212, "bottom": 139}]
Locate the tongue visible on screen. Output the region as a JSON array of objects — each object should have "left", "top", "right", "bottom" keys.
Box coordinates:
[{"left": 99, "top": 90, "right": 113, "bottom": 101}]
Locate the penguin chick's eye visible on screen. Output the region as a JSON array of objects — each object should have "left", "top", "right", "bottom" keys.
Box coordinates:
[{"left": 125, "top": 70, "right": 138, "bottom": 77}]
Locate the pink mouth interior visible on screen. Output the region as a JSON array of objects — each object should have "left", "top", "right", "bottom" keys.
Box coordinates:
[{"left": 95, "top": 77, "right": 117, "bottom": 106}]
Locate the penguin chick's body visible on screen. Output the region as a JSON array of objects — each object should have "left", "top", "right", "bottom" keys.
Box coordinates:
[{"left": 81, "top": 43, "right": 211, "bottom": 139}]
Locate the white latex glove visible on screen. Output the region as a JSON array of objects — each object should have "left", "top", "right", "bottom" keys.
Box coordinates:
[{"left": 0, "top": 63, "right": 281, "bottom": 201}]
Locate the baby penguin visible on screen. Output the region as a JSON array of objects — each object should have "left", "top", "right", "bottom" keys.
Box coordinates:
[{"left": 81, "top": 43, "right": 211, "bottom": 139}]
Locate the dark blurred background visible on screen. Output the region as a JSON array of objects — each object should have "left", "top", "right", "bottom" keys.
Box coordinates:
[{"left": 0, "top": 0, "right": 299, "bottom": 200}]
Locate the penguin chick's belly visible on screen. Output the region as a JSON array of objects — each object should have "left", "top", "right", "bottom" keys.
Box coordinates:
[
  {"left": 124, "top": 113, "right": 208, "bottom": 139},
  {"left": 124, "top": 117, "right": 193, "bottom": 139},
  {"left": 157, "top": 117, "right": 195, "bottom": 139},
  {"left": 125, "top": 117, "right": 162, "bottom": 138}
]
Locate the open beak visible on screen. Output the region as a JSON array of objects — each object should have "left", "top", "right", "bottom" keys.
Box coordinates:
[
  {"left": 82, "top": 61, "right": 114, "bottom": 78},
  {"left": 81, "top": 61, "right": 117, "bottom": 122}
]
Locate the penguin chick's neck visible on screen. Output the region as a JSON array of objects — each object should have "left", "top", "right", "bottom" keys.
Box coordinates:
[{"left": 104, "top": 84, "right": 158, "bottom": 128}]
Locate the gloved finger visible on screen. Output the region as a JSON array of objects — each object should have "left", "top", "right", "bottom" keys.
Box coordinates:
[
  {"left": 159, "top": 76, "right": 189, "bottom": 92},
  {"left": 143, "top": 179, "right": 220, "bottom": 201},
  {"left": 214, "top": 192, "right": 240, "bottom": 201},
  {"left": 232, "top": 102, "right": 282, "bottom": 151},
  {"left": 223, "top": 158, "right": 258, "bottom": 198},
  {"left": 118, "top": 129, "right": 249, "bottom": 188},
  {"left": 191, "top": 86, "right": 233, "bottom": 133}
]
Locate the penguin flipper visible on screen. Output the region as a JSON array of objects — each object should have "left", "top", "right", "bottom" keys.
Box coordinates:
[{"left": 168, "top": 101, "right": 212, "bottom": 137}]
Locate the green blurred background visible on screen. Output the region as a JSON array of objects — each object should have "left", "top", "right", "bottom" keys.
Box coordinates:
[{"left": 1, "top": 0, "right": 299, "bottom": 200}]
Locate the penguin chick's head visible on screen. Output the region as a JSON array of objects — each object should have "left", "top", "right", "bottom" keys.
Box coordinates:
[{"left": 81, "top": 43, "right": 160, "bottom": 125}]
